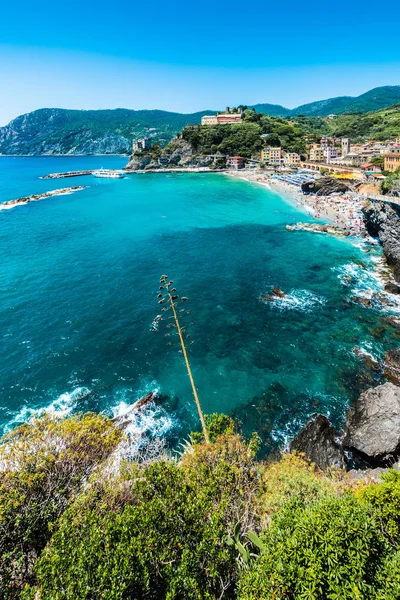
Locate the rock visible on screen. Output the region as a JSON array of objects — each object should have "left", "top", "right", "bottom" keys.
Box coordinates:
[
  {"left": 350, "top": 296, "right": 373, "bottom": 308},
  {"left": 343, "top": 383, "right": 400, "bottom": 465},
  {"left": 362, "top": 199, "right": 400, "bottom": 283},
  {"left": 271, "top": 286, "right": 285, "bottom": 298},
  {"left": 125, "top": 139, "right": 215, "bottom": 171},
  {"left": 353, "top": 347, "right": 380, "bottom": 372},
  {"left": 384, "top": 348, "right": 400, "bottom": 386},
  {"left": 385, "top": 282, "right": 400, "bottom": 294},
  {"left": 301, "top": 176, "right": 350, "bottom": 196},
  {"left": 290, "top": 414, "right": 346, "bottom": 470},
  {"left": 261, "top": 287, "right": 286, "bottom": 303},
  {"left": 112, "top": 391, "right": 158, "bottom": 430}
]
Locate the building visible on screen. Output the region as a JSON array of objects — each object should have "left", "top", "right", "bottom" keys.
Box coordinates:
[
  {"left": 133, "top": 138, "right": 152, "bottom": 152},
  {"left": 201, "top": 115, "right": 218, "bottom": 126},
  {"left": 201, "top": 109, "right": 243, "bottom": 126},
  {"left": 324, "top": 147, "right": 337, "bottom": 163},
  {"left": 227, "top": 156, "right": 244, "bottom": 170},
  {"left": 341, "top": 137, "right": 351, "bottom": 157},
  {"left": 283, "top": 152, "right": 301, "bottom": 166},
  {"left": 216, "top": 113, "right": 243, "bottom": 124},
  {"left": 309, "top": 145, "right": 325, "bottom": 162},
  {"left": 261, "top": 147, "right": 283, "bottom": 165},
  {"left": 384, "top": 149, "right": 400, "bottom": 172},
  {"left": 361, "top": 163, "right": 382, "bottom": 172}
]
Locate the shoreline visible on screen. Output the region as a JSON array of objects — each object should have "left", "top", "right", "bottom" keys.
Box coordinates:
[{"left": 223, "top": 169, "right": 366, "bottom": 235}]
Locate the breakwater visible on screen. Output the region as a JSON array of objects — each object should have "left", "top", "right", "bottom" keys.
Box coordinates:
[
  {"left": 42, "top": 170, "right": 94, "bottom": 179},
  {"left": 0, "top": 186, "right": 85, "bottom": 211}
]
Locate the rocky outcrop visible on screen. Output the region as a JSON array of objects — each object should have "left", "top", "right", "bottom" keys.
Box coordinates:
[
  {"left": 362, "top": 199, "right": 400, "bottom": 282},
  {"left": 384, "top": 348, "right": 400, "bottom": 386},
  {"left": 301, "top": 176, "right": 350, "bottom": 196},
  {"left": 343, "top": 382, "right": 400, "bottom": 466},
  {"left": 125, "top": 139, "right": 215, "bottom": 171},
  {"left": 290, "top": 414, "right": 346, "bottom": 470}
]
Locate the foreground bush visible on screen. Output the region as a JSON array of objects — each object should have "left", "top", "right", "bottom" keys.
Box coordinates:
[
  {"left": 238, "top": 494, "right": 391, "bottom": 599},
  {"left": 27, "top": 433, "right": 259, "bottom": 600},
  {"left": 0, "top": 413, "right": 122, "bottom": 599}
]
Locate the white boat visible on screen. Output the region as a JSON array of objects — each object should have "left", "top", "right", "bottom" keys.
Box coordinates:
[{"left": 93, "top": 168, "right": 124, "bottom": 179}]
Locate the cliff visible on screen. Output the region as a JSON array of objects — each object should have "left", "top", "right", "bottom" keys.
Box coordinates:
[
  {"left": 125, "top": 139, "right": 215, "bottom": 171},
  {"left": 362, "top": 198, "right": 400, "bottom": 282}
]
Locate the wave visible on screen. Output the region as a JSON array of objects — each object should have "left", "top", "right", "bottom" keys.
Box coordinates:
[
  {"left": 268, "top": 289, "right": 326, "bottom": 313},
  {"left": 2, "top": 386, "right": 91, "bottom": 434},
  {"left": 109, "top": 383, "right": 175, "bottom": 461}
]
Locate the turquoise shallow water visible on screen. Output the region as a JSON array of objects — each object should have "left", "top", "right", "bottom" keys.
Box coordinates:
[{"left": 0, "top": 156, "right": 399, "bottom": 450}]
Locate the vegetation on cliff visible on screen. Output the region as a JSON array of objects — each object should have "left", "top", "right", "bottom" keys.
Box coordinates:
[
  {"left": 296, "top": 104, "right": 400, "bottom": 141},
  {"left": 1, "top": 411, "right": 400, "bottom": 599},
  {"left": 180, "top": 110, "right": 308, "bottom": 159}
]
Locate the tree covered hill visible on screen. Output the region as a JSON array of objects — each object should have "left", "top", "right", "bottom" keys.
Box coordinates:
[
  {"left": 294, "top": 104, "right": 400, "bottom": 141},
  {"left": 0, "top": 107, "right": 214, "bottom": 155},
  {"left": 251, "top": 85, "right": 400, "bottom": 117},
  {"left": 1, "top": 86, "right": 400, "bottom": 156}
]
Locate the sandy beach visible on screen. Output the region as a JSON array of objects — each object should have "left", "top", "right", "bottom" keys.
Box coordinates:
[{"left": 224, "top": 169, "right": 366, "bottom": 236}]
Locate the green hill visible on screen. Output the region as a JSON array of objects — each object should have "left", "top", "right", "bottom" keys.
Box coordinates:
[
  {"left": 251, "top": 85, "right": 400, "bottom": 117},
  {"left": 0, "top": 108, "right": 214, "bottom": 155},
  {"left": 295, "top": 104, "right": 400, "bottom": 141}
]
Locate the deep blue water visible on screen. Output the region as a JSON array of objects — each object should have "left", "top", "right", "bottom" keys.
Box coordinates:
[{"left": 0, "top": 156, "right": 398, "bottom": 450}]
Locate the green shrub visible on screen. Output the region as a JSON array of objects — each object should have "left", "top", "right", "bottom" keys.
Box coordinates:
[
  {"left": 30, "top": 433, "right": 260, "bottom": 599},
  {"left": 358, "top": 469, "right": 400, "bottom": 542},
  {"left": 238, "top": 494, "right": 390, "bottom": 600},
  {"left": 0, "top": 413, "right": 122, "bottom": 599}
]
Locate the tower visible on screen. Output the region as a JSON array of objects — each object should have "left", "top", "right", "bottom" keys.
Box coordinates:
[{"left": 341, "top": 138, "right": 350, "bottom": 157}]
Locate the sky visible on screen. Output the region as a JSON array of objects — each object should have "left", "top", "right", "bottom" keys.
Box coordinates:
[{"left": 0, "top": 0, "right": 400, "bottom": 125}]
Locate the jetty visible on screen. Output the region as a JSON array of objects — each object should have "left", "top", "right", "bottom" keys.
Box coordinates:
[
  {"left": 286, "top": 222, "right": 351, "bottom": 236},
  {"left": 42, "top": 170, "right": 94, "bottom": 179},
  {"left": 0, "top": 186, "right": 86, "bottom": 211}
]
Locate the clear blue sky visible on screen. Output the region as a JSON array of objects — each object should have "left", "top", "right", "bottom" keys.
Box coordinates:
[{"left": 1, "top": 0, "right": 399, "bottom": 125}]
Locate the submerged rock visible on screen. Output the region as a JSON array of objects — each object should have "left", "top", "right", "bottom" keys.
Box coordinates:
[
  {"left": 290, "top": 414, "right": 346, "bottom": 470},
  {"left": 261, "top": 286, "right": 286, "bottom": 303},
  {"left": 343, "top": 382, "right": 400, "bottom": 465},
  {"left": 112, "top": 391, "right": 159, "bottom": 430},
  {"left": 385, "top": 282, "right": 400, "bottom": 294},
  {"left": 384, "top": 348, "right": 400, "bottom": 386}
]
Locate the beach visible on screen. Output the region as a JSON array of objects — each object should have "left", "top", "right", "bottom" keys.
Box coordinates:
[{"left": 225, "top": 169, "right": 366, "bottom": 236}]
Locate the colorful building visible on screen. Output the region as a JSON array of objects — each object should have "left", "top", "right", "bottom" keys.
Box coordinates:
[
  {"left": 227, "top": 156, "right": 245, "bottom": 170},
  {"left": 384, "top": 150, "right": 400, "bottom": 172},
  {"left": 261, "top": 147, "right": 283, "bottom": 165}
]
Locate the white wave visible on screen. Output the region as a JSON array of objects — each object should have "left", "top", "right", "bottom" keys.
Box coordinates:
[
  {"left": 268, "top": 289, "right": 326, "bottom": 313},
  {"left": 3, "top": 387, "right": 90, "bottom": 433}
]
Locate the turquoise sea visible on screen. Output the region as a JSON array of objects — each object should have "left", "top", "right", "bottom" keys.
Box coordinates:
[{"left": 0, "top": 156, "right": 399, "bottom": 451}]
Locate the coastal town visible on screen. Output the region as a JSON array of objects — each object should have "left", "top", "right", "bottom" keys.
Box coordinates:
[{"left": 125, "top": 106, "right": 400, "bottom": 240}]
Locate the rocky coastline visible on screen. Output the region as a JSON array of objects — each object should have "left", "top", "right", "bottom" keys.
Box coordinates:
[
  {"left": 0, "top": 186, "right": 86, "bottom": 211},
  {"left": 363, "top": 198, "right": 400, "bottom": 282}
]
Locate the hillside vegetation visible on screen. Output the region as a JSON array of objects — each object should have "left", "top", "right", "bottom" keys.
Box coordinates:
[
  {"left": 2, "top": 411, "right": 400, "bottom": 599},
  {"left": 180, "top": 109, "right": 308, "bottom": 158},
  {"left": 0, "top": 108, "right": 212, "bottom": 155},
  {"left": 1, "top": 87, "right": 400, "bottom": 156},
  {"left": 307, "top": 104, "right": 400, "bottom": 140},
  {"left": 251, "top": 85, "right": 400, "bottom": 117}
]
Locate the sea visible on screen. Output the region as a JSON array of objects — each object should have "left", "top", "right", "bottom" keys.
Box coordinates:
[{"left": 0, "top": 155, "right": 399, "bottom": 453}]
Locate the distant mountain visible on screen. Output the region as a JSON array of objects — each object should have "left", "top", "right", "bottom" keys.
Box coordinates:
[
  {"left": 1, "top": 86, "right": 400, "bottom": 155},
  {"left": 0, "top": 108, "right": 213, "bottom": 155},
  {"left": 251, "top": 86, "right": 400, "bottom": 117}
]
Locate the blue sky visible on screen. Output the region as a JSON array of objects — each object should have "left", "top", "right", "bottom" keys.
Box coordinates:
[{"left": 0, "top": 0, "right": 399, "bottom": 124}]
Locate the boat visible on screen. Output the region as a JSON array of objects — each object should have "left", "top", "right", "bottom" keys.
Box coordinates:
[{"left": 93, "top": 168, "right": 124, "bottom": 179}]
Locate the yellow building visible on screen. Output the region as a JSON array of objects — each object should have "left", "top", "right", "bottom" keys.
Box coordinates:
[
  {"left": 284, "top": 152, "right": 301, "bottom": 166},
  {"left": 201, "top": 115, "right": 218, "bottom": 125},
  {"left": 384, "top": 152, "right": 400, "bottom": 172},
  {"left": 309, "top": 145, "right": 325, "bottom": 163},
  {"left": 261, "top": 147, "right": 283, "bottom": 165}
]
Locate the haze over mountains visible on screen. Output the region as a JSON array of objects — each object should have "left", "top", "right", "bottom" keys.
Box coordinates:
[{"left": 0, "top": 86, "right": 399, "bottom": 156}]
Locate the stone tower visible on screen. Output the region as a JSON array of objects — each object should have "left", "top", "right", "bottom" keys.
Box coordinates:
[{"left": 341, "top": 137, "right": 350, "bottom": 157}]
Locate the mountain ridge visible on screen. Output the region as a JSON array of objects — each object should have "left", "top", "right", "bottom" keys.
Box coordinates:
[{"left": 1, "top": 86, "right": 399, "bottom": 155}]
